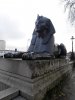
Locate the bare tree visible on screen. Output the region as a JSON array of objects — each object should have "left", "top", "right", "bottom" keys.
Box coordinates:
[{"left": 63, "top": 0, "right": 75, "bottom": 24}]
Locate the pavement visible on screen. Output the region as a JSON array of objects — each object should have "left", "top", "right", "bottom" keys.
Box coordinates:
[
  {"left": 60, "top": 68, "right": 75, "bottom": 100},
  {"left": 50, "top": 68, "right": 75, "bottom": 100}
]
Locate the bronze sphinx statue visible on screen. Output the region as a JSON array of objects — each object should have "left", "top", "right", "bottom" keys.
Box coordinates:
[{"left": 22, "top": 15, "right": 56, "bottom": 59}]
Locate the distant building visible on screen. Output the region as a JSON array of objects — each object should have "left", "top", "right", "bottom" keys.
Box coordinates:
[
  {"left": 0, "top": 40, "right": 6, "bottom": 57},
  {"left": 0, "top": 40, "right": 6, "bottom": 50}
]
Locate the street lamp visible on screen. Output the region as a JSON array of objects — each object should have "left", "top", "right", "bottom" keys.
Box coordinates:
[
  {"left": 71, "top": 36, "right": 75, "bottom": 53},
  {"left": 70, "top": 36, "right": 75, "bottom": 60}
]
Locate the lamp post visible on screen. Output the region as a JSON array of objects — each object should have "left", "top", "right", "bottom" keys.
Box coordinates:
[
  {"left": 71, "top": 36, "right": 75, "bottom": 60},
  {"left": 71, "top": 36, "right": 75, "bottom": 53}
]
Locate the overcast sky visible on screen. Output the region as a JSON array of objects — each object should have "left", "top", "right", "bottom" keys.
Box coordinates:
[{"left": 0, "top": 0, "right": 74, "bottom": 52}]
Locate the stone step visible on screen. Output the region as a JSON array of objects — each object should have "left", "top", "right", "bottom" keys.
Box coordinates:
[
  {"left": 13, "top": 96, "right": 27, "bottom": 100},
  {"left": 0, "top": 87, "right": 19, "bottom": 100}
]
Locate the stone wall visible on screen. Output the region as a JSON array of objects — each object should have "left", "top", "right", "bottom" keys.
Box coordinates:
[{"left": 0, "top": 58, "right": 73, "bottom": 100}]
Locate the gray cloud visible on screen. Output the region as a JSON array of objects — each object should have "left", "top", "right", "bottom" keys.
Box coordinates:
[{"left": 0, "top": 15, "right": 25, "bottom": 40}]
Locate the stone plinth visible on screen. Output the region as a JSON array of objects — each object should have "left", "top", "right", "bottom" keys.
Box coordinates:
[{"left": 0, "top": 58, "right": 73, "bottom": 100}]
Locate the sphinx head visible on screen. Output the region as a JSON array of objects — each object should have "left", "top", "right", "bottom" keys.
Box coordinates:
[{"left": 35, "top": 15, "right": 55, "bottom": 38}]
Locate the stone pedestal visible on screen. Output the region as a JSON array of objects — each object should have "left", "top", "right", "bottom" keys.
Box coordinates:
[{"left": 0, "top": 58, "right": 73, "bottom": 100}]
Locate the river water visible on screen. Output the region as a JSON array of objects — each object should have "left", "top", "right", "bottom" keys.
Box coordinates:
[{"left": 44, "top": 67, "right": 75, "bottom": 100}]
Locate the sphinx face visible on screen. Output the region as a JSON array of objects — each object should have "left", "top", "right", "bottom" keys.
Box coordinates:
[
  {"left": 35, "top": 16, "right": 50, "bottom": 38},
  {"left": 35, "top": 22, "right": 46, "bottom": 32},
  {"left": 35, "top": 22, "right": 47, "bottom": 38}
]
